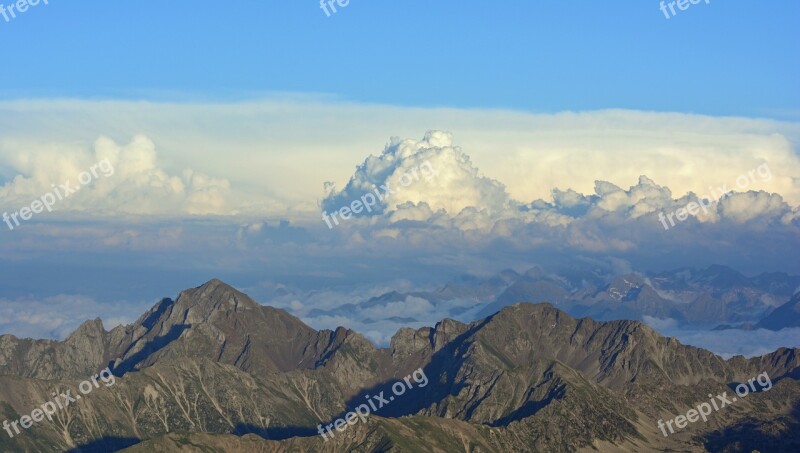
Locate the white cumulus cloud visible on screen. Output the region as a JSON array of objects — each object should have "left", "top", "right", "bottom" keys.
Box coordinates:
[{"left": 0, "top": 136, "right": 234, "bottom": 216}]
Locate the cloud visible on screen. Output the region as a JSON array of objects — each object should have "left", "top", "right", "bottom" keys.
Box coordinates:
[
  {"left": 322, "top": 130, "right": 510, "bottom": 218},
  {"left": 642, "top": 315, "right": 681, "bottom": 331},
  {"left": 317, "top": 131, "right": 798, "bottom": 253},
  {"left": 0, "top": 135, "right": 233, "bottom": 216},
  {"left": 1, "top": 126, "right": 798, "bottom": 277},
  {"left": 0, "top": 295, "right": 150, "bottom": 340},
  {"left": 718, "top": 191, "right": 788, "bottom": 224},
  {"left": 2, "top": 99, "right": 799, "bottom": 214},
  {"left": 661, "top": 327, "right": 800, "bottom": 359}
]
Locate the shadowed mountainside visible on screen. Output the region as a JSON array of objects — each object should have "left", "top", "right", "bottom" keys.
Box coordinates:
[{"left": 0, "top": 279, "right": 798, "bottom": 452}]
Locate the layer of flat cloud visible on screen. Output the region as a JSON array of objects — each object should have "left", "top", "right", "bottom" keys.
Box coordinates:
[
  {"left": 659, "top": 326, "right": 800, "bottom": 359},
  {"left": 0, "top": 295, "right": 151, "bottom": 340},
  {"left": 1, "top": 99, "right": 799, "bottom": 216}
]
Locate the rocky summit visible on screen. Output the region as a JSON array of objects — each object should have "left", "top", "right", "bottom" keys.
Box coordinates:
[{"left": 0, "top": 280, "right": 798, "bottom": 452}]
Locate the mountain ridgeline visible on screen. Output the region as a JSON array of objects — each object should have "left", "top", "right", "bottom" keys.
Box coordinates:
[
  {"left": 0, "top": 279, "right": 798, "bottom": 452},
  {"left": 301, "top": 265, "right": 800, "bottom": 341}
]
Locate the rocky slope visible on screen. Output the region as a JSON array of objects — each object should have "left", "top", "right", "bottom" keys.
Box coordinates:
[{"left": 0, "top": 280, "right": 798, "bottom": 452}]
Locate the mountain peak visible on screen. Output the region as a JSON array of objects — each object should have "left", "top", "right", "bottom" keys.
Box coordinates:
[
  {"left": 199, "top": 278, "right": 233, "bottom": 291},
  {"left": 66, "top": 318, "right": 106, "bottom": 342},
  {"left": 494, "top": 301, "right": 563, "bottom": 321},
  {"left": 199, "top": 278, "right": 259, "bottom": 305},
  {"left": 174, "top": 279, "right": 261, "bottom": 323}
]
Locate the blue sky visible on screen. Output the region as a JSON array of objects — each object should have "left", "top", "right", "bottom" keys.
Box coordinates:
[{"left": 0, "top": 0, "right": 798, "bottom": 117}]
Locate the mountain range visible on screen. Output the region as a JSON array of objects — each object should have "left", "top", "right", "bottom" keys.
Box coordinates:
[
  {"left": 0, "top": 279, "right": 798, "bottom": 452},
  {"left": 295, "top": 264, "right": 800, "bottom": 345}
]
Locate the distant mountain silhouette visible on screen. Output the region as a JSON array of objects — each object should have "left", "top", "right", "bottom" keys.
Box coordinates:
[{"left": 757, "top": 293, "right": 800, "bottom": 330}]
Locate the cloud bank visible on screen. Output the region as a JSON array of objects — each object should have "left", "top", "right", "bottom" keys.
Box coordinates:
[
  {"left": 0, "top": 294, "right": 150, "bottom": 340},
  {"left": 2, "top": 99, "right": 799, "bottom": 217},
  {"left": 317, "top": 131, "right": 799, "bottom": 263},
  {"left": 0, "top": 136, "right": 233, "bottom": 216},
  {"left": 1, "top": 99, "right": 799, "bottom": 354}
]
